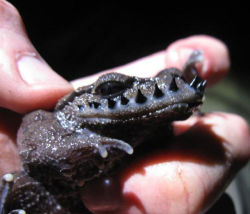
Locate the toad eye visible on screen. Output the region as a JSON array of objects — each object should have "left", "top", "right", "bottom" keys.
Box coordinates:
[{"left": 95, "top": 81, "right": 127, "bottom": 97}]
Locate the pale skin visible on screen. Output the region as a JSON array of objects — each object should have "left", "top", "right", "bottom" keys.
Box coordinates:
[{"left": 0, "top": 1, "right": 250, "bottom": 214}]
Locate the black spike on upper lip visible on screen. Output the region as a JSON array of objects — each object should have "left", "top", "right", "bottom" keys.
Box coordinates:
[
  {"left": 108, "top": 99, "right": 116, "bottom": 108},
  {"left": 189, "top": 75, "right": 206, "bottom": 92},
  {"left": 169, "top": 77, "right": 179, "bottom": 92},
  {"left": 197, "top": 80, "right": 207, "bottom": 91},
  {"left": 121, "top": 95, "right": 129, "bottom": 105},
  {"left": 136, "top": 89, "right": 147, "bottom": 104},
  {"left": 189, "top": 75, "right": 200, "bottom": 88},
  {"left": 153, "top": 84, "right": 164, "bottom": 98},
  {"left": 89, "top": 102, "right": 101, "bottom": 109}
]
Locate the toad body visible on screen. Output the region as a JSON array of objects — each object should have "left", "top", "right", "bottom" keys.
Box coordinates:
[{"left": 0, "top": 51, "right": 206, "bottom": 214}]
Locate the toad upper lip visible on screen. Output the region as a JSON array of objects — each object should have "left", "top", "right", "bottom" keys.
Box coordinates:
[{"left": 80, "top": 71, "right": 206, "bottom": 114}]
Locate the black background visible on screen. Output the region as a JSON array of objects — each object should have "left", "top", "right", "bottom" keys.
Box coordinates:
[{"left": 8, "top": 2, "right": 250, "bottom": 82}]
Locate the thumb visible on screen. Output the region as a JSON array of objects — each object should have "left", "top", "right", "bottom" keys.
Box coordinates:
[{"left": 0, "top": 0, "right": 72, "bottom": 113}]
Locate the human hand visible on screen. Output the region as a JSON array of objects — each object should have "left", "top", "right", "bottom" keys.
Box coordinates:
[
  {"left": 77, "top": 36, "right": 250, "bottom": 214},
  {"left": 0, "top": 0, "right": 72, "bottom": 176},
  {"left": 0, "top": 1, "right": 249, "bottom": 214}
]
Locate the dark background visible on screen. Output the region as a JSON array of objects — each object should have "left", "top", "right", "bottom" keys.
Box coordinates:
[{"left": 8, "top": 2, "right": 249, "bottom": 83}]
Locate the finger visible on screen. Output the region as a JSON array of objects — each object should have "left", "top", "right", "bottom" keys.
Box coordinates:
[
  {"left": 81, "top": 113, "right": 250, "bottom": 213},
  {"left": 71, "top": 35, "right": 230, "bottom": 88},
  {"left": 0, "top": 0, "right": 72, "bottom": 113},
  {"left": 120, "top": 113, "right": 250, "bottom": 214},
  {"left": 0, "top": 109, "right": 21, "bottom": 176},
  {"left": 174, "top": 113, "right": 250, "bottom": 162},
  {"left": 165, "top": 35, "right": 230, "bottom": 86}
]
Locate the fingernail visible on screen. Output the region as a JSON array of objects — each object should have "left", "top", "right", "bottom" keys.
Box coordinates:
[
  {"left": 17, "top": 55, "right": 68, "bottom": 85},
  {"left": 166, "top": 47, "right": 208, "bottom": 73},
  {"left": 180, "top": 48, "right": 210, "bottom": 74},
  {"left": 166, "top": 48, "right": 194, "bottom": 69},
  {"left": 178, "top": 48, "right": 195, "bottom": 62}
]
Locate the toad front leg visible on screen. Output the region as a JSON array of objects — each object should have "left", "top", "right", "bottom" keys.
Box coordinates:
[
  {"left": 0, "top": 172, "right": 64, "bottom": 214},
  {"left": 0, "top": 50, "right": 206, "bottom": 213},
  {"left": 1, "top": 110, "right": 134, "bottom": 214}
]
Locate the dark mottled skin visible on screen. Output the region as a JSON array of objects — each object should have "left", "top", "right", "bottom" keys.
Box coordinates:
[{"left": 0, "top": 51, "right": 206, "bottom": 214}]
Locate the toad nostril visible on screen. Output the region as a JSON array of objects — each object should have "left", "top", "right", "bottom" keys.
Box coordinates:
[{"left": 135, "top": 89, "right": 147, "bottom": 104}]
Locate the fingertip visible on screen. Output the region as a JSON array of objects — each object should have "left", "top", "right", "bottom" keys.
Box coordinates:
[
  {"left": 174, "top": 112, "right": 250, "bottom": 163},
  {"left": 204, "top": 112, "right": 250, "bottom": 163},
  {"left": 173, "top": 115, "right": 200, "bottom": 136},
  {"left": 165, "top": 35, "right": 230, "bottom": 86}
]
